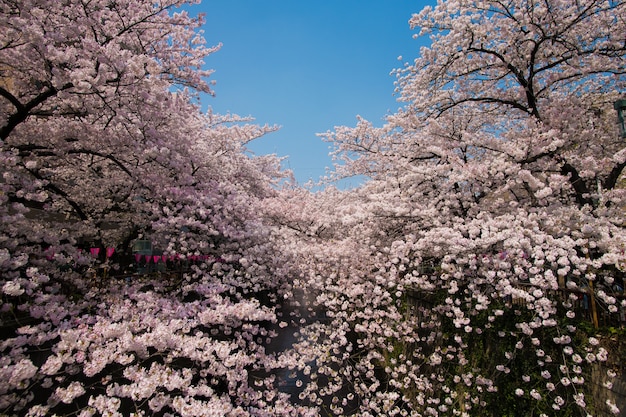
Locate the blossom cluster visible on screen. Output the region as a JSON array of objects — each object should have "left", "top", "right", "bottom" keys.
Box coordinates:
[{"left": 1, "top": 268, "right": 317, "bottom": 416}]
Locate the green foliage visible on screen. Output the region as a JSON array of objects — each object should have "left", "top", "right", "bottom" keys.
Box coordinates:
[{"left": 378, "top": 287, "right": 616, "bottom": 416}]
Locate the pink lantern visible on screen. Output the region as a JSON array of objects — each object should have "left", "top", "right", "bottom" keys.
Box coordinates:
[
  {"left": 106, "top": 247, "right": 115, "bottom": 258},
  {"left": 45, "top": 249, "right": 55, "bottom": 261},
  {"left": 161, "top": 255, "right": 168, "bottom": 263},
  {"left": 90, "top": 248, "right": 100, "bottom": 258},
  {"left": 145, "top": 255, "right": 151, "bottom": 263},
  {"left": 153, "top": 255, "right": 160, "bottom": 263},
  {"left": 134, "top": 253, "right": 142, "bottom": 263}
]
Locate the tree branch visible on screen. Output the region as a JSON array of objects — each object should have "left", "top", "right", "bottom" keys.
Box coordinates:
[
  {"left": 0, "top": 83, "right": 73, "bottom": 141},
  {"left": 560, "top": 161, "right": 593, "bottom": 207},
  {"left": 67, "top": 149, "right": 134, "bottom": 178},
  {"left": 23, "top": 167, "right": 89, "bottom": 221},
  {"left": 603, "top": 160, "right": 626, "bottom": 191}
]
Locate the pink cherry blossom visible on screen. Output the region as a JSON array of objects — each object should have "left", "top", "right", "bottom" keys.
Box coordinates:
[{"left": 2, "top": 0, "right": 625, "bottom": 416}]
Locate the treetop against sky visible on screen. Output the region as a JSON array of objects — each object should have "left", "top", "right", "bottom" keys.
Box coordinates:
[{"left": 193, "top": 0, "right": 434, "bottom": 186}]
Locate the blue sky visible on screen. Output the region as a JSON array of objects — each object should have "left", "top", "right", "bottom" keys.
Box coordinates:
[{"left": 192, "top": 1, "right": 433, "bottom": 186}]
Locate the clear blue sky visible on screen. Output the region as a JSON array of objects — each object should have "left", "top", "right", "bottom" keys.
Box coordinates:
[{"left": 191, "top": 1, "right": 433, "bottom": 186}]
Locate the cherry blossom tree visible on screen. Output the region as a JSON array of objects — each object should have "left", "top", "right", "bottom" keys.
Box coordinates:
[
  {"left": 0, "top": 0, "right": 217, "bottom": 250},
  {"left": 304, "top": 0, "right": 626, "bottom": 415},
  {"left": 0, "top": 1, "right": 309, "bottom": 416}
]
